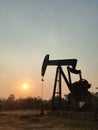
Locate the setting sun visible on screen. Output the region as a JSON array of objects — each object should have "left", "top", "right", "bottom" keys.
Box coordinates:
[{"left": 22, "top": 83, "right": 29, "bottom": 90}]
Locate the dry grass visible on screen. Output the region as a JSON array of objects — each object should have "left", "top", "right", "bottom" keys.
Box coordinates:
[{"left": 0, "top": 110, "right": 98, "bottom": 130}]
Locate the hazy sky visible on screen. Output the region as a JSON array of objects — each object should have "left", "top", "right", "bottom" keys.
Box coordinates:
[{"left": 0, "top": 0, "right": 98, "bottom": 99}]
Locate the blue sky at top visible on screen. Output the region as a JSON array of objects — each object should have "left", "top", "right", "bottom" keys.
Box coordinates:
[{"left": 0, "top": 0, "right": 98, "bottom": 99}]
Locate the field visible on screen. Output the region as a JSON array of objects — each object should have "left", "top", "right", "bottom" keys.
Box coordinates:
[{"left": 0, "top": 110, "right": 98, "bottom": 130}]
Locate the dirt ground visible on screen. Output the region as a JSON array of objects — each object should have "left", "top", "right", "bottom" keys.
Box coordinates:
[
  {"left": 0, "top": 110, "right": 65, "bottom": 130},
  {"left": 0, "top": 110, "right": 97, "bottom": 130}
]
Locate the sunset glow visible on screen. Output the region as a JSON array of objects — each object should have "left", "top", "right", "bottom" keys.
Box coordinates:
[{"left": 22, "top": 83, "right": 29, "bottom": 90}]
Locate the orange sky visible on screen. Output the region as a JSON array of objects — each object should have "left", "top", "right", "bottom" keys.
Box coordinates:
[{"left": 0, "top": 1, "right": 98, "bottom": 99}]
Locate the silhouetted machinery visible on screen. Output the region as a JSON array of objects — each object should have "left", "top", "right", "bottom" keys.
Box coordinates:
[{"left": 41, "top": 54, "right": 92, "bottom": 111}]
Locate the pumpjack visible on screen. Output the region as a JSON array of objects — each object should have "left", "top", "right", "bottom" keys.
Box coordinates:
[{"left": 41, "top": 54, "right": 92, "bottom": 111}]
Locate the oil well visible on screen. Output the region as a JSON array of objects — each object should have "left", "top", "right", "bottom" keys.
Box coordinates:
[{"left": 41, "top": 54, "right": 92, "bottom": 111}]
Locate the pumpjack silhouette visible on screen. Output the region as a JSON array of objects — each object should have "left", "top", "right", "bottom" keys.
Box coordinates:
[{"left": 41, "top": 54, "right": 92, "bottom": 111}]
